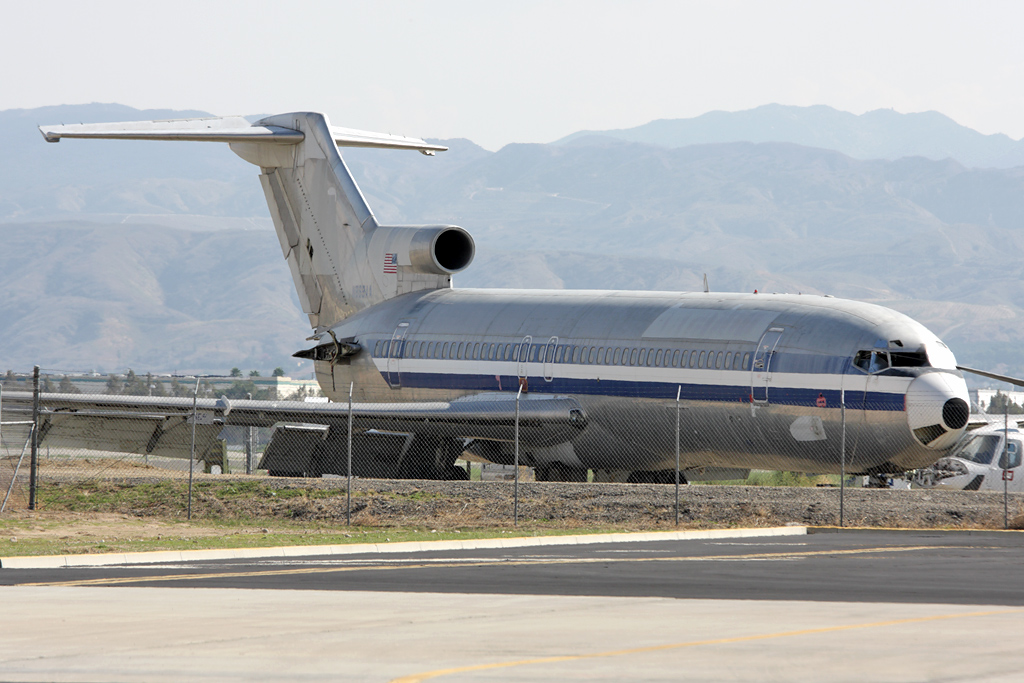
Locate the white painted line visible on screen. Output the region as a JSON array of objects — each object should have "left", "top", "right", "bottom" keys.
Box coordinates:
[{"left": 0, "top": 526, "right": 807, "bottom": 569}]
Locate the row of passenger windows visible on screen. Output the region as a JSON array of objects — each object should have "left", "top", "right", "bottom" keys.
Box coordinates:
[{"left": 371, "top": 339, "right": 753, "bottom": 371}]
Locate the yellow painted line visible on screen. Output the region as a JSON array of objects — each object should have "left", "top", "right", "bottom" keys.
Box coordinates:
[
  {"left": 389, "top": 608, "right": 1024, "bottom": 683},
  {"left": 19, "top": 545, "right": 954, "bottom": 587}
]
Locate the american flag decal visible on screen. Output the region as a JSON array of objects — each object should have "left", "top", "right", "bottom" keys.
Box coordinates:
[{"left": 383, "top": 253, "right": 398, "bottom": 274}]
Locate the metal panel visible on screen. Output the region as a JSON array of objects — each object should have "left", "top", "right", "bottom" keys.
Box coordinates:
[{"left": 643, "top": 306, "right": 778, "bottom": 342}]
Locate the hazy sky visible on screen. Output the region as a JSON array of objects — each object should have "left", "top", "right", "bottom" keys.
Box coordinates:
[{"left": 3, "top": 0, "right": 1022, "bottom": 150}]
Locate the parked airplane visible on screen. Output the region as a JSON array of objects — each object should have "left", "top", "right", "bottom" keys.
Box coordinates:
[
  {"left": 11, "top": 112, "right": 974, "bottom": 482},
  {"left": 913, "top": 421, "right": 1024, "bottom": 491}
]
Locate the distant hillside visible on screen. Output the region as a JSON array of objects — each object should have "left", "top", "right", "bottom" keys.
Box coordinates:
[
  {"left": 555, "top": 104, "right": 1024, "bottom": 168},
  {"left": 0, "top": 104, "right": 266, "bottom": 227},
  {"left": 4, "top": 103, "right": 1024, "bottom": 379},
  {"left": 0, "top": 221, "right": 309, "bottom": 375}
]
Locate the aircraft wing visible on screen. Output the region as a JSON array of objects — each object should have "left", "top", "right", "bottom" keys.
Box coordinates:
[{"left": 0, "top": 391, "right": 587, "bottom": 461}]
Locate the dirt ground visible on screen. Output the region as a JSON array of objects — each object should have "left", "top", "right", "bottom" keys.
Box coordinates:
[{"left": 5, "top": 476, "right": 1024, "bottom": 541}]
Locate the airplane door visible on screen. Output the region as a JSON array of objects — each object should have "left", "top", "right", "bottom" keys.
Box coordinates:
[
  {"left": 517, "top": 335, "right": 532, "bottom": 391},
  {"left": 543, "top": 336, "right": 558, "bottom": 382},
  {"left": 387, "top": 321, "right": 411, "bottom": 388},
  {"left": 751, "top": 327, "right": 785, "bottom": 403}
]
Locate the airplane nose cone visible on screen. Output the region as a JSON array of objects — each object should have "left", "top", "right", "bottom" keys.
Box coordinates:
[{"left": 906, "top": 372, "right": 970, "bottom": 449}]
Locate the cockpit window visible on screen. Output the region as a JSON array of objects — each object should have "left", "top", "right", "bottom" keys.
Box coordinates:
[
  {"left": 890, "top": 351, "right": 929, "bottom": 367},
  {"left": 955, "top": 434, "right": 1000, "bottom": 465},
  {"left": 999, "top": 441, "right": 1023, "bottom": 470},
  {"left": 854, "top": 350, "right": 890, "bottom": 373}
]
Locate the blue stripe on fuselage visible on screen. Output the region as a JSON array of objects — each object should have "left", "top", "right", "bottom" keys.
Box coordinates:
[{"left": 391, "top": 371, "right": 905, "bottom": 412}]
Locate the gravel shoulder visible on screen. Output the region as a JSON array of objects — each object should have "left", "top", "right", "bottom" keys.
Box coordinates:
[{"left": 13, "top": 476, "right": 1024, "bottom": 531}]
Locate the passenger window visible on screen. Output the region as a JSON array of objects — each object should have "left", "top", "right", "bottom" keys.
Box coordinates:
[
  {"left": 556, "top": 346, "right": 564, "bottom": 363},
  {"left": 529, "top": 345, "right": 538, "bottom": 362},
  {"left": 487, "top": 343, "right": 494, "bottom": 360},
  {"left": 626, "top": 348, "right": 635, "bottom": 365},
  {"left": 613, "top": 347, "right": 622, "bottom": 364},
  {"left": 601, "top": 347, "right": 609, "bottom": 364},
  {"left": 672, "top": 350, "right": 680, "bottom": 367},
  {"left": 655, "top": 349, "right": 663, "bottom": 367},
  {"left": 382, "top": 341, "right": 391, "bottom": 358},
  {"left": 457, "top": 342, "right": 465, "bottom": 359},
  {"left": 716, "top": 352, "right": 722, "bottom": 369},
  {"left": 572, "top": 346, "right": 580, "bottom": 363},
  {"left": 586, "top": 347, "right": 595, "bottom": 364},
  {"left": 725, "top": 352, "right": 732, "bottom": 369},
  {"left": 374, "top": 341, "right": 382, "bottom": 357},
  {"left": 742, "top": 352, "right": 750, "bottom": 370},
  {"left": 689, "top": 351, "right": 696, "bottom": 368},
  {"left": 638, "top": 349, "right": 647, "bottom": 366},
  {"left": 698, "top": 350, "right": 705, "bottom": 368}
]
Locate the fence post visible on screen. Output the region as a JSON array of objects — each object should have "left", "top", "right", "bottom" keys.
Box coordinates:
[
  {"left": 1004, "top": 406, "right": 1010, "bottom": 530},
  {"left": 245, "top": 392, "right": 254, "bottom": 475},
  {"left": 347, "top": 381, "right": 353, "bottom": 526},
  {"left": 28, "top": 366, "right": 39, "bottom": 510},
  {"left": 514, "top": 384, "right": 522, "bottom": 527},
  {"left": 188, "top": 377, "right": 199, "bottom": 521},
  {"left": 675, "top": 385, "right": 681, "bottom": 527},
  {"left": 839, "top": 388, "right": 846, "bottom": 528}
]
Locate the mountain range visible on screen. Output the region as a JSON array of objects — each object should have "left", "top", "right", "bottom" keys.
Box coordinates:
[{"left": 2, "top": 103, "right": 1023, "bottom": 380}]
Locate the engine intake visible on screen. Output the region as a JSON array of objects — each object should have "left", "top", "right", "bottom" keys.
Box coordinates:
[{"left": 409, "top": 226, "right": 475, "bottom": 274}]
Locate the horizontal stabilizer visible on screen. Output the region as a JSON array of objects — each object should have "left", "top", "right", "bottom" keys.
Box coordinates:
[
  {"left": 39, "top": 116, "right": 303, "bottom": 144},
  {"left": 328, "top": 125, "right": 447, "bottom": 154},
  {"left": 39, "top": 114, "right": 447, "bottom": 153}
]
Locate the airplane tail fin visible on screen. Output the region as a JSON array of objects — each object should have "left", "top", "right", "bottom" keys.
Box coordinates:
[{"left": 40, "top": 112, "right": 475, "bottom": 333}]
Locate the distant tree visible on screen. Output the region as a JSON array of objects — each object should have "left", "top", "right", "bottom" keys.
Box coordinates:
[
  {"left": 249, "top": 370, "right": 261, "bottom": 377},
  {"left": 287, "top": 385, "right": 322, "bottom": 401},
  {"left": 58, "top": 375, "right": 82, "bottom": 394},
  {"left": 272, "top": 367, "right": 285, "bottom": 377},
  {"left": 988, "top": 391, "right": 1024, "bottom": 415},
  {"left": 105, "top": 373, "right": 123, "bottom": 394},
  {"left": 123, "top": 369, "right": 148, "bottom": 396},
  {"left": 3, "top": 370, "right": 28, "bottom": 389},
  {"left": 230, "top": 367, "right": 242, "bottom": 378},
  {"left": 42, "top": 376, "right": 56, "bottom": 392},
  {"left": 169, "top": 377, "right": 193, "bottom": 398},
  {"left": 146, "top": 373, "right": 168, "bottom": 397},
  {"left": 222, "top": 380, "right": 270, "bottom": 400}
]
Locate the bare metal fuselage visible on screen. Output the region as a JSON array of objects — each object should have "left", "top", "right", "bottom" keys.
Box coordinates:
[{"left": 316, "top": 288, "right": 969, "bottom": 476}]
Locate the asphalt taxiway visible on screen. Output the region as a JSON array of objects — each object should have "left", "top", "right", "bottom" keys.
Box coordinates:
[{"left": 3, "top": 529, "right": 1023, "bottom": 682}]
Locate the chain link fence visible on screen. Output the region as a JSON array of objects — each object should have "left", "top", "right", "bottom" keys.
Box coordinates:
[{"left": 3, "top": 369, "right": 1024, "bottom": 528}]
